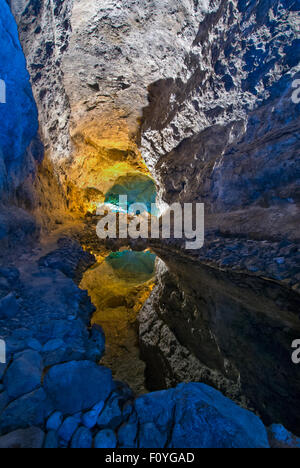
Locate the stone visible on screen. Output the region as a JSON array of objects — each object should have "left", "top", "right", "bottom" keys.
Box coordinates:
[
  {"left": 94, "top": 429, "right": 117, "bottom": 449},
  {"left": 118, "top": 422, "right": 138, "bottom": 449},
  {"left": 134, "top": 383, "right": 270, "bottom": 449},
  {"left": 268, "top": 424, "right": 300, "bottom": 449},
  {"left": 139, "top": 422, "right": 168, "bottom": 449},
  {"left": 0, "top": 293, "right": 20, "bottom": 319},
  {"left": 4, "top": 350, "right": 42, "bottom": 399},
  {"left": 0, "top": 388, "right": 51, "bottom": 435},
  {"left": 71, "top": 427, "right": 92, "bottom": 449},
  {"left": 44, "top": 430, "right": 59, "bottom": 449},
  {"left": 44, "top": 361, "right": 113, "bottom": 415},
  {"left": 82, "top": 401, "right": 104, "bottom": 429},
  {"left": 58, "top": 416, "right": 80, "bottom": 443},
  {"left": 43, "top": 339, "right": 65, "bottom": 352},
  {"left": 97, "top": 394, "right": 123, "bottom": 430},
  {"left": 46, "top": 411, "right": 63, "bottom": 432},
  {"left": 0, "top": 427, "right": 45, "bottom": 449}
]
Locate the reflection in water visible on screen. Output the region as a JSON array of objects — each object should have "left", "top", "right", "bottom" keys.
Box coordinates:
[
  {"left": 139, "top": 249, "right": 300, "bottom": 435},
  {"left": 80, "top": 250, "right": 156, "bottom": 395}
]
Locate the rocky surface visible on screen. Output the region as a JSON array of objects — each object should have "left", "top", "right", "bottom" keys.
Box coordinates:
[
  {"left": 0, "top": 0, "right": 41, "bottom": 250},
  {"left": 10, "top": 0, "right": 300, "bottom": 242},
  {"left": 139, "top": 251, "right": 300, "bottom": 435},
  {"left": 0, "top": 238, "right": 274, "bottom": 448}
]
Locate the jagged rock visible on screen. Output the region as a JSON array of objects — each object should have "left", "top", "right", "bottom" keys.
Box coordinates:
[
  {"left": 4, "top": 350, "right": 42, "bottom": 400},
  {"left": 94, "top": 429, "right": 117, "bottom": 449},
  {"left": 0, "top": 427, "right": 45, "bottom": 449},
  {"left": 44, "top": 361, "right": 113, "bottom": 415}
]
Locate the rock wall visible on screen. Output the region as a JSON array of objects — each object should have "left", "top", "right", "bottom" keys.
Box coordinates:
[
  {"left": 0, "top": 0, "right": 39, "bottom": 201},
  {"left": 10, "top": 0, "right": 300, "bottom": 239},
  {"left": 139, "top": 250, "right": 300, "bottom": 434},
  {"left": 140, "top": 0, "right": 300, "bottom": 241},
  {"left": 0, "top": 0, "right": 42, "bottom": 248}
]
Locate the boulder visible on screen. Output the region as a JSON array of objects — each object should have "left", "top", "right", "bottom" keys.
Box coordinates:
[
  {"left": 44, "top": 361, "right": 113, "bottom": 415},
  {"left": 0, "top": 388, "right": 51, "bottom": 435},
  {"left": 0, "top": 427, "right": 44, "bottom": 449},
  {"left": 97, "top": 394, "right": 123, "bottom": 430},
  {"left": 94, "top": 429, "right": 117, "bottom": 449},
  {"left": 0, "top": 293, "right": 20, "bottom": 319},
  {"left": 268, "top": 424, "right": 300, "bottom": 449},
  {"left": 71, "top": 427, "right": 92, "bottom": 449},
  {"left": 4, "top": 350, "right": 42, "bottom": 399},
  {"left": 58, "top": 416, "right": 80, "bottom": 443},
  {"left": 44, "top": 430, "right": 58, "bottom": 449},
  {"left": 135, "top": 383, "right": 270, "bottom": 449},
  {"left": 82, "top": 401, "right": 104, "bottom": 429},
  {"left": 46, "top": 411, "right": 63, "bottom": 432}
]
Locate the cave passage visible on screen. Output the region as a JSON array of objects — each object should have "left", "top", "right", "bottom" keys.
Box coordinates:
[
  {"left": 104, "top": 173, "right": 158, "bottom": 215},
  {"left": 80, "top": 249, "right": 157, "bottom": 395}
]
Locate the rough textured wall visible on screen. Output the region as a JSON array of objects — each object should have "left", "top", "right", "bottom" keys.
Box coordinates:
[
  {"left": 139, "top": 251, "right": 300, "bottom": 434},
  {"left": 0, "top": 0, "right": 39, "bottom": 201},
  {"left": 10, "top": 0, "right": 300, "bottom": 237},
  {"left": 140, "top": 0, "right": 300, "bottom": 241}
]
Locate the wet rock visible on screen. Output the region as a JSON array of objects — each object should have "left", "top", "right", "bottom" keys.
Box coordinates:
[
  {"left": 4, "top": 350, "right": 42, "bottom": 399},
  {"left": 44, "top": 361, "right": 113, "bottom": 415},
  {"left": 94, "top": 429, "right": 117, "bottom": 449},
  {"left": 0, "top": 427, "right": 45, "bottom": 449},
  {"left": 268, "top": 424, "right": 300, "bottom": 449},
  {"left": 71, "top": 427, "right": 92, "bottom": 449}
]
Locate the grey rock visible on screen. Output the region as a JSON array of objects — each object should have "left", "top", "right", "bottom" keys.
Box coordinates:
[{"left": 0, "top": 427, "right": 45, "bottom": 449}]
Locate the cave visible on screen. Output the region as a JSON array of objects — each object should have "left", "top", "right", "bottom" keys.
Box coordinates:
[{"left": 0, "top": 0, "right": 299, "bottom": 450}]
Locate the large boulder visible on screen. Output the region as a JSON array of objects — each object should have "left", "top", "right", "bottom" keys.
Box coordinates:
[
  {"left": 0, "top": 388, "right": 51, "bottom": 435},
  {"left": 4, "top": 350, "right": 42, "bottom": 399},
  {"left": 43, "top": 361, "right": 113, "bottom": 415},
  {"left": 135, "top": 383, "right": 270, "bottom": 449}
]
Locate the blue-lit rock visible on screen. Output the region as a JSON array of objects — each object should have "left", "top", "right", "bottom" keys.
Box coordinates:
[
  {"left": 135, "top": 383, "right": 270, "bottom": 449},
  {"left": 0, "top": 0, "right": 39, "bottom": 198},
  {"left": 4, "top": 350, "right": 42, "bottom": 400},
  {"left": 44, "top": 361, "right": 113, "bottom": 415},
  {"left": 94, "top": 429, "right": 117, "bottom": 449}
]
